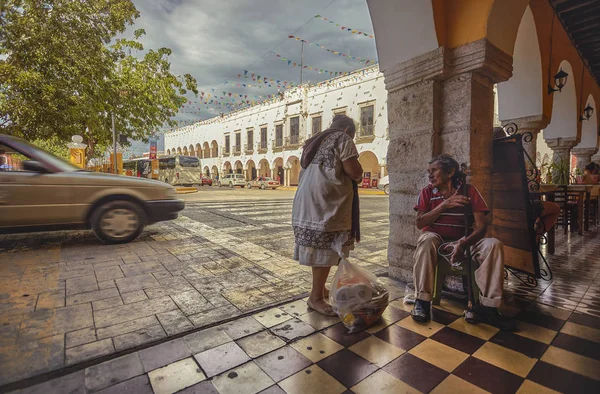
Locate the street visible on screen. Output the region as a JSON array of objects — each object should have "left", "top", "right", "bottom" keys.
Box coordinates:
[{"left": 0, "top": 189, "right": 389, "bottom": 387}]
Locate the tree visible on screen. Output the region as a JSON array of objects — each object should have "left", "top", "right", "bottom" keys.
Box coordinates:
[{"left": 0, "top": 0, "right": 197, "bottom": 153}]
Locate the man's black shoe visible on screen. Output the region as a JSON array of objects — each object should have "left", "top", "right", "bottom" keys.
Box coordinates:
[
  {"left": 475, "top": 305, "right": 516, "bottom": 331},
  {"left": 411, "top": 299, "right": 431, "bottom": 322}
]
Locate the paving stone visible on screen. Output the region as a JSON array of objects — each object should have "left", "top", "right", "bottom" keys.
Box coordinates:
[
  {"left": 94, "top": 296, "right": 177, "bottom": 328},
  {"left": 122, "top": 255, "right": 142, "bottom": 264},
  {"left": 66, "top": 327, "right": 97, "bottom": 348},
  {"left": 148, "top": 358, "right": 204, "bottom": 394},
  {"left": 121, "top": 290, "right": 148, "bottom": 304},
  {"left": 84, "top": 353, "right": 144, "bottom": 392},
  {"left": 236, "top": 330, "right": 286, "bottom": 358},
  {"left": 177, "top": 381, "right": 220, "bottom": 394},
  {"left": 159, "top": 275, "right": 195, "bottom": 291},
  {"left": 92, "top": 296, "right": 124, "bottom": 311},
  {"left": 115, "top": 274, "right": 161, "bottom": 293},
  {"left": 66, "top": 288, "right": 120, "bottom": 306},
  {"left": 94, "top": 266, "right": 124, "bottom": 282},
  {"left": 120, "top": 261, "right": 165, "bottom": 277},
  {"left": 218, "top": 316, "right": 265, "bottom": 340},
  {"left": 183, "top": 326, "right": 233, "bottom": 354},
  {"left": 66, "top": 338, "right": 115, "bottom": 365},
  {"left": 36, "top": 290, "right": 65, "bottom": 310},
  {"left": 96, "top": 316, "right": 160, "bottom": 339},
  {"left": 194, "top": 342, "right": 251, "bottom": 378},
  {"left": 66, "top": 275, "right": 98, "bottom": 296},
  {"left": 19, "top": 303, "right": 93, "bottom": 340},
  {"left": 172, "top": 290, "right": 212, "bottom": 315},
  {"left": 138, "top": 338, "right": 192, "bottom": 372},
  {"left": 157, "top": 309, "right": 195, "bottom": 335},
  {"left": 113, "top": 325, "right": 167, "bottom": 351},
  {"left": 59, "top": 267, "right": 93, "bottom": 280},
  {"left": 188, "top": 305, "right": 241, "bottom": 327},
  {"left": 96, "top": 374, "right": 153, "bottom": 394},
  {"left": 270, "top": 319, "right": 316, "bottom": 342},
  {"left": 151, "top": 270, "right": 173, "bottom": 280},
  {"left": 12, "top": 370, "right": 85, "bottom": 394},
  {"left": 98, "top": 280, "right": 117, "bottom": 290}
]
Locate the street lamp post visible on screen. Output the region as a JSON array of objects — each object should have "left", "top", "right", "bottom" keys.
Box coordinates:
[{"left": 111, "top": 112, "right": 117, "bottom": 174}]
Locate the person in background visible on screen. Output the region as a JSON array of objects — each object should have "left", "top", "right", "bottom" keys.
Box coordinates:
[
  {"left": 0, "top": 156, "right": 12, "bottom": 170},
  {"left": 412, "top": 154, "right": 515, "bottom": 331},
  {"left": 292, "top": 115, "right": 363, "bottom": 316},
  {"left": 580, "top": 162, "right": 598, "bottom": 184}
]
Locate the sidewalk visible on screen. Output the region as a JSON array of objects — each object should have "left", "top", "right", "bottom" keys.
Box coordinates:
[
  {"left": 278, "top": 186, "right": 386, "bottom": 195},
  {"left": 6, "top": 230, "right": 600, "bottom": 394}
]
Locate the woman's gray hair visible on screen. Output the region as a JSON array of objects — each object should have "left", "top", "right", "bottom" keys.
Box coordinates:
[{"left": 330, "top": 114, "right": 356, "bottom": 134}]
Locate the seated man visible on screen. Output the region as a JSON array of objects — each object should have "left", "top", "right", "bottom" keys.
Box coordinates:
[{"left": 411, "top": 154, "right": 515, "bottom": 331}]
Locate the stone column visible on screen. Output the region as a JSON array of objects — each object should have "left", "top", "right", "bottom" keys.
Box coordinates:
[
  {"left": 572, "top": 147, "right": 597, "bottom": 171},
  {"left": 545, "top": 137, "right": 578, "bottom": 184},
  {"left": 500, "top": 115, "right": 549, "bottom": 175},
  {"left": 592, "top": 153, "right": 600, "bottom": 166},
  {"left": 384, "top": 40, "right": 512, "bottom": 281}
]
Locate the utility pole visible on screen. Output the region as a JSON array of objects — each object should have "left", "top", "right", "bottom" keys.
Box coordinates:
[
  {"left": 111, "top": 112, "right": 117, "bottom": 174},
  {"left": 300, "top": 40, "right": 304, "bottom": 84}
]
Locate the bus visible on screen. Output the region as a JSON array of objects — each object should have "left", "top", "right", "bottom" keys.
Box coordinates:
[
  {"left": 158, "top": 155, "right": 201, "bottom": 186},
  {"left": 122, "top": 158, "right": 152, "bottom": 178}
]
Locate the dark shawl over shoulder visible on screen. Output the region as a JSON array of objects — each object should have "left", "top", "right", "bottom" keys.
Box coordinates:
[{"left": 300, "top": 129, "right": 361, "bottom": 242}]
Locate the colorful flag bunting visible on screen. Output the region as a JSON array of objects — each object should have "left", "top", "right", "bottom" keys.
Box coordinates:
[
  {"left": 313, "top": 15, "right": 375, "bottom": 38},
  {"left": 287, "top": 35, "right": 376, "bottom": 64}
]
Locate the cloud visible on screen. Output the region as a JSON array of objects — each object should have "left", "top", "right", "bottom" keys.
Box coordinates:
[{"left": 122, "top": 0, "right": 377, "bottom": 155}]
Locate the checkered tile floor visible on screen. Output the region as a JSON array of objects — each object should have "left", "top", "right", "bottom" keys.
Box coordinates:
[{"left": 10, "top": 231, "right": 600, "bottom": 394}]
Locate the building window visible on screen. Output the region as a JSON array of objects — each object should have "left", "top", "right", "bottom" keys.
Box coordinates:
[
  {"left": 275, "top": 124, "right": 283, "bottom": 147},
  {"left": 334, "top": 108, "right": 347, "bottom": 117},
  {"left": 312, "top": 116, "right": 322, "bottom": 136},
  {"left": 247, "top": 129, "right": 253, "bottom": 151},
  {"left": 290, "top": 116, "right": 299, "bottom": 145},
  {"left": 225, "top": 135, "right": 230, "bottom": 154},
  {"left": 235, "top": 133, "right": 241, "bottom": 153},
  {"left": 360, "top": 105, "right": 374, "bottom": 136},
  {"left": 260, "top": 127, "right": 267, "bottom": 149}
]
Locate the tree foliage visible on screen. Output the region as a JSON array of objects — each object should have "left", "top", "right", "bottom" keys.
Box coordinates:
[{"left": 0, "top": 0, "right": 197, "bottom": 151}]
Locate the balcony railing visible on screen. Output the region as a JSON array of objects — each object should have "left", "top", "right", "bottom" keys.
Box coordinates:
[
  {"left": 222, "top": 146, "right": 230, "bottom": 156},
  {"left": 233, "top": 145, "right": 241, "bottom": 155},
  {"left": 284, "top": 135, "right": 303, "bottom": 150}
]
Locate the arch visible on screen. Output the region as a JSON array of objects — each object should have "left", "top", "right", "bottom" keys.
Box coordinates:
[
  {"left": 195, "top": 143, "right": 202, "bottom": 158},
  {"left": 286, "top": 156, "right": 301, "bottom": 186},
  {"left": 211, "top": 140, "right": 219, "bottom": 158},
  {"left": 273, "top": 157, "right": 284, "bottom": 184},
  {"left": 223, "top": 161, "right": 232, "bottom": 174},
  {"left": 234, "top": 160, "right": 243, "bottom": 175},
  {"left": 211, "top": 165, "right": 219, "bottom": 179},
  {"left": 203, "top": 142, "right": 210, "bottom": 159},
  {"left": 486, "top": 0, "right": 530, "bottom": 56},
  {"left": 182, "top": 146, "right": 189, "bottom": 155},
  {"left": 358, "top": 151, "right": 380, "bottom": 186},
  {"left": 575, "top": 95, "right": 598, "bottom": 149},
  {"left": 544, "top": 60, "right": 578, "bottom": 140},
  {"left": 258, "top": 159, "right": 271, "bottom": 177},
  {"left": 166, "top": 149, "right": 171, "bottom": 155},
  {"left": 188, "top": 144, "right": 195, "bottom": 157},
  {"left": 203, "top": 166, "right": 210, "bottom": 177},
  {"left": 498, "top": 6, "right": 543, "bottom": 122},
  {"left": 176, "top": 147, "right": 182, "bottom": 155},
  {"left": 245, "top": 159, "right": 257, "bottom": 180},
  {"left": 366, "top": 0, "right": 438, "bottom": 72}
]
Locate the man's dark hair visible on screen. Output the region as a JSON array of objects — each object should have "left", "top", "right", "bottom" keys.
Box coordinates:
[
  {"left": 429, "top": 154, "right": 463, "bottom": 187},
  {"left": 330, "top": 114, "right": 356, "bottom": 135},
  {"left": 585, "top": 162, "right": 596, "bottom": 172}
]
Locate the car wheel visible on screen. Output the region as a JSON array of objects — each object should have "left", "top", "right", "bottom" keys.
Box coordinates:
[
  {"left": 384, "top": 185, "right": 390, "bottom": 195},
  {"left": 247, "top": 183, "right": 252, "bottom": 189},
  {"left": 260, "top": 184, "right": 266, "bottom": 190},
  {"left": 229, "top": 182, "right": 234, "bottom": 188},
  {"left": 91, "top": 200, "right": 145, "bottom": 244},
  {"left": 218, "top": 182, "right": 222, "bottom": 187}
]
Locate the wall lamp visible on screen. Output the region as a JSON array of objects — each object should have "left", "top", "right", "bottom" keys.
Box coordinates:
[
  {"left": 548, "top": 68, "right": 569, "bottom": 94},
  {"left": 580, "top": 104, "right": 594, "bottom": 121}
]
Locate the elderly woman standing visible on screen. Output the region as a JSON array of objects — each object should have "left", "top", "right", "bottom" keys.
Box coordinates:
[{"left": 292, "top": 115, "right": 363, "bottom": 316}]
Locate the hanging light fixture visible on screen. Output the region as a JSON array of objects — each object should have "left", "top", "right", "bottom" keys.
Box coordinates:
[
  {"left": 548, "top": 68, "right": 569, "bottom": 94},
  {"left": 580, "top": 104, "right": 594, "bottom": 121}
]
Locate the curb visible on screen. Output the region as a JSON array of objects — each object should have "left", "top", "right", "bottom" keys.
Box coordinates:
[
  {"left": 176, "top": 187, "right": 198, "bottom": 194},
  {"left": 278, "top": 186, "right": 386, "bottom": 195}
]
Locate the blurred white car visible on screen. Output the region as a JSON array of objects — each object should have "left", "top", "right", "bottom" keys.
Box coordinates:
[{"left": 378, "top": 175, "right": 389, "bottom": 195}]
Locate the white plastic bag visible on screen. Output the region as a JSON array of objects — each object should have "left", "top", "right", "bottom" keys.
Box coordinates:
[{"left": 329, "top": 235, "right": 389, "bottom": 333}]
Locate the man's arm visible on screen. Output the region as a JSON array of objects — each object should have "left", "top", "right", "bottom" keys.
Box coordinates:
[{"left": 416, "top": 194, "right": 470, "bottom": 229}]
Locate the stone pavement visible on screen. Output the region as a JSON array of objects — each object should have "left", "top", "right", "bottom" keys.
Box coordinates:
[
  {"left": 6, "top": 229, "right": 600, "bottom": 394},
  {"left": 0, "top": 198, "right": 390, "bottom": 387}
]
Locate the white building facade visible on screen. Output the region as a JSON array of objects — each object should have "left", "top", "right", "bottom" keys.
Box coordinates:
[{"left": 165, "top": 66, "right": 388, "bottom": 187}]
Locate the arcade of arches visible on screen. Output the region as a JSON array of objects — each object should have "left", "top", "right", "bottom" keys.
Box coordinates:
[{"left": 367, "top": 0, "right": 600, "bottom": 281}]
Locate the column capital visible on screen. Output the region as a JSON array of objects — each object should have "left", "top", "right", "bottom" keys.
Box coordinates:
[
  {"left": 501, "top": 114, "right": 550, "bottom": 133},
  {"left": 572, "top": 147, "right": 598, "bottom": 157},
  {"left": 383, "top": 39, "right": 513, "bottom": 93},
  {"left": 545, "top": 137, "right": 578, "bottom": 151}
]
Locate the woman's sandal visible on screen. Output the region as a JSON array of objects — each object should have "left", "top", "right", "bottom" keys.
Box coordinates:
[{"left": 307, "top": 298, "right": 337, "bottom": 317}]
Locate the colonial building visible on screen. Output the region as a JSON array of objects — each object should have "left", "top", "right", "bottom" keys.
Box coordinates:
[{"left": 164, "top": 66, "right": 388, "bottom": 186}]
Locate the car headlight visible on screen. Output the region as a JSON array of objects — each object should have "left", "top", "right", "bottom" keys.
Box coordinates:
[{"left": 164, "top": 187, "right": 178, "bottom": 199}]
